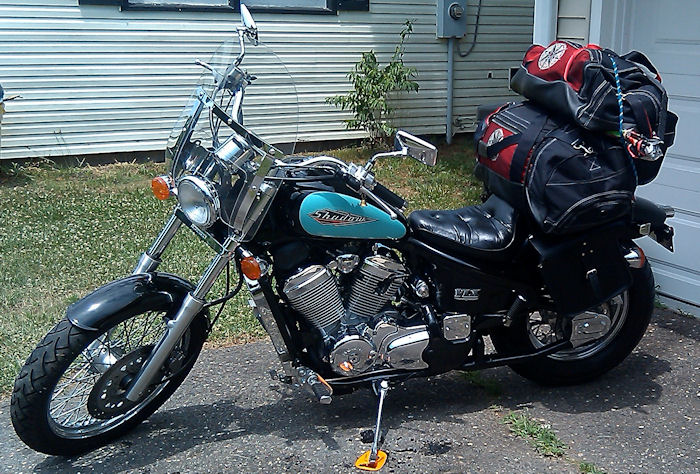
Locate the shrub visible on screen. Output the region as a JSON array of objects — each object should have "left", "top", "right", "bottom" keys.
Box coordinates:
[{"left": 326, "top": 20, "right": 419, "bottom": 145}]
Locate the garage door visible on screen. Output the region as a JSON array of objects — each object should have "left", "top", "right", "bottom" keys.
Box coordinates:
[{"left": 622, "top": 0, "right": 700, "bottom": 312}]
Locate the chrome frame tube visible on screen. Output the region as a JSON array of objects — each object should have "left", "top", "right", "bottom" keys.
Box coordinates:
[
  {"left": 133, "top": 213, "right": 182, "bottom": 274},
  {"left": 125, "top": 237, "right": 238, "bottom": 401},
  {"left": 246, "top": 277, "right": 295, "bottom": 378}
]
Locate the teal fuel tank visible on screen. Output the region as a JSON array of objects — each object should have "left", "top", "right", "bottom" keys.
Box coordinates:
[{"left": 299, "top": 191, "right": 406, "bottom": 239}]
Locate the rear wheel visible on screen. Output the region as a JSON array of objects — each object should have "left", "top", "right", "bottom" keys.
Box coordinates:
[
  {"left": 490, "top": 263, "right": 654, "bottom": 386},
  {"left": 11, "top": 309, "right": 208, "bottom": 455}
]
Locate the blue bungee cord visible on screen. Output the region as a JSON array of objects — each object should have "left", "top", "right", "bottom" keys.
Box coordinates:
[{"left": 609, "top": 54, "right": 638, "bottom": 184}]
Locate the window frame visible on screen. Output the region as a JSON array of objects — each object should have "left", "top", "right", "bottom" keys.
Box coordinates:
[{"left": 78, "top": 0, "right": 368, "bottom": 14}]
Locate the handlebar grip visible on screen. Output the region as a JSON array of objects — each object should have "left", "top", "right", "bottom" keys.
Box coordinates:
[
  {"left": 373, "top": 182, "right": 407, "bottom": 210},
  {"left": 344, "top": 174, "right": 362, "bottom": 192}
]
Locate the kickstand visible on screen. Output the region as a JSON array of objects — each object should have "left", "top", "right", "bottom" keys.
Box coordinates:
[{"left": 355, "top": 380, "right": 390, "bottom": 471}]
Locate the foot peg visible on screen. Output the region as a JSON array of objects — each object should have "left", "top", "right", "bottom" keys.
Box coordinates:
[
  {"left": 355, "top": 380, "right": 389, "bottom": 471},
  {"left": 296, "top": 366, "right": 333, "bottom": 404}
]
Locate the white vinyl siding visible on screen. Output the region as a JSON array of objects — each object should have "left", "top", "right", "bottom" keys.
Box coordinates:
[
  {"left": 0, "top": 0, "right": 533, "bottom": 160},
  {"left": 555, "top": 0, "right": 590, "bottom": 44}
]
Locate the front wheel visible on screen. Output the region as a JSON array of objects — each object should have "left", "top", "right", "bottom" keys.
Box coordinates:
[
  {"left": 10, "top": 308, "right": 208, "bottom": 455},
  {"left": 490, "top": 263, "right": 655, "bottom": 386}
]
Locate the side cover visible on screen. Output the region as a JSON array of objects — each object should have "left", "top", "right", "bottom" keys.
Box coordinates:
[
  {"left": 67, "top": 273, "right": 199, "bottom": 332},
  {"left": 531, "top": 226, "right": 632, "bottom": 316}
]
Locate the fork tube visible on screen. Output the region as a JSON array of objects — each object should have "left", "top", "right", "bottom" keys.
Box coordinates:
[
  {"left": 125, "top": 237, "right": 238, "bottom": 402},
  {"left": 133, "top": 213, "right": 183, "bottom": 274}
]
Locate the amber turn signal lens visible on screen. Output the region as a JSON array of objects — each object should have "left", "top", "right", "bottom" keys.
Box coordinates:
[
  {"left": 240, "top": 256, "right": 262, "bottom": 280},
  {"left": 151, "top": 176, "right": 171, "bottom": 200}
]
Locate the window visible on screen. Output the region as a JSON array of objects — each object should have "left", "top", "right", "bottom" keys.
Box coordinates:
[
  {"left": 78, "top": 0, "right": 368, "bottom": 13},
  {"left": 244, "top": 0, "right": 331, "bottom": 11},
  {"left": 129, "top": 0, "right": 229, "bottom": 5},
  {"left": 125, "top": 0, "right": 235, "bottom": 10}
]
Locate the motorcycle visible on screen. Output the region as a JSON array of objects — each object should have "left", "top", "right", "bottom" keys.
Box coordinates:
[{"left": 11, "top": 5, "right": 676, "bottom": 470}]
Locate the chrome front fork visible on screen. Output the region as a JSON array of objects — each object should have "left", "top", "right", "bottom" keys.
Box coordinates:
[
  {"left": 133, "top": 213, "right": 182, "bottom": 274},
  {"left": 125, "top": 213, "right": 239, "bottom": 401}
]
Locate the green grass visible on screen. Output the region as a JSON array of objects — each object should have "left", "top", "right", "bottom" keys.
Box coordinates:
[
  {"left": 0, "top": 136, "right": 481, "bottom": 393},
  {"left": 502, "top": 411, "right": 567, "bottom": 457}
]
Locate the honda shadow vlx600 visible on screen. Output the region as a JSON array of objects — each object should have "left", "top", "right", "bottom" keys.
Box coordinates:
[{"left": 12, "top": 6, "right": 676, "bottom": 469}]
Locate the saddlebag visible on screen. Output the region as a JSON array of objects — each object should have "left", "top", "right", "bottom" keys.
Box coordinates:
[
  {"left": 510, "top": 40, "right": 678, "bottom": 184},
  {"left": 475, "top": 101, "right": 636, "bottom": 234},
  {"left": 531, "top": 225, "right": 632, "bottom": 316}
]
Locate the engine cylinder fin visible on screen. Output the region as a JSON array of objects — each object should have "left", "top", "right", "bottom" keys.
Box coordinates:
[
  {"left": 283, "top": 265, "right": 345, "bottom": 335},
  {"left": 346, "top": 255, "right": 406, "bottom": 320}
]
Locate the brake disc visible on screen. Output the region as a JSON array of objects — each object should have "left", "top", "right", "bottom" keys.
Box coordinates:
[{"left": 86, "top": 345, "right": 156, "bottom": 419}]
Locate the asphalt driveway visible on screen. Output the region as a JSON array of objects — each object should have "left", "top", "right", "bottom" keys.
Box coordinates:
[{"left": 1, "top": 308, "right": 698, "bottom": 473}]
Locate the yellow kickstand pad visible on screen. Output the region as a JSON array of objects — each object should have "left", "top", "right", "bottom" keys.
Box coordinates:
[{"left": 355, "top": 450, "right": 387, "bottom": 471}]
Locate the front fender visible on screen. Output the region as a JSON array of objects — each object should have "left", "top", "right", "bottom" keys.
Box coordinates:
[{"left": 66, "top": 273, "right": 197, "bottom": 332}]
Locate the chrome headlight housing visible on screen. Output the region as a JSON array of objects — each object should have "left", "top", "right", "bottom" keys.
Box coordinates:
[{"left": 176, "top": 175, "right": 220, "bottom": 228}]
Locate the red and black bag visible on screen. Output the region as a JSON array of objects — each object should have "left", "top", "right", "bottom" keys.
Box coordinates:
[
  {"left": 475, "top": 101, "right": 637, "bottom": 234},
  {"left": 510, "top": 41, "right": 678, "bottom": 184}
]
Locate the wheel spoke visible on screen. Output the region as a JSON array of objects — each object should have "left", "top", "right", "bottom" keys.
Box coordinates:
[{"left": 48, "top": 311, "right": 176, "bottom": 434}]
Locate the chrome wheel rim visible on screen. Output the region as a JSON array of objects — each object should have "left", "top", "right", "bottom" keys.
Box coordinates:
[
  {"left": 527, "top": 292, "right": 629, "bottom": 361},
  {"left": 47, "top": 311, "right": 186, "bottom": 438}
]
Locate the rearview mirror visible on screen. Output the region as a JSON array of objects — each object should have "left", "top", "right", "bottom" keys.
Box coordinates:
[{"left": 395, "top": 130, "right": 437, "bottom": 166}]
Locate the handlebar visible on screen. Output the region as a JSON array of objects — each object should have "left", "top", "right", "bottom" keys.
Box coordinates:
[{"left": 372, "top": 182, "right": 407, "bottom": 211}]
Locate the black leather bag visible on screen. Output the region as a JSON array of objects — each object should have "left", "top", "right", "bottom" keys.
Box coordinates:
[
  {"left": 475, "top": 101, "right": 637, "bottom": 234},
  {"left": 525, "top": 127, "right": 637, "bottom": 234}
]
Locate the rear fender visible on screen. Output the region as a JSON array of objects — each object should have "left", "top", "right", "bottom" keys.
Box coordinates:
[
  {"left": 66, "top": 273, "right": 198, "bottom": 332},
  {"left": 632, "top": 197, "right": 675, "bottom": 252}
]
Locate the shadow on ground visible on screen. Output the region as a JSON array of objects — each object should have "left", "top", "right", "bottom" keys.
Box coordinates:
[{"left": 28, "top": 310, "right": 697, "bottom": 473}]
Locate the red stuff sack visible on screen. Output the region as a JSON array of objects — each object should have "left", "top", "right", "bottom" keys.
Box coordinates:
[
  {"left": 511, "top": 41, "right": 678, "bottom": 184},
  {"left": 521, "top": 41, "right": 599, "bottom": 92}
]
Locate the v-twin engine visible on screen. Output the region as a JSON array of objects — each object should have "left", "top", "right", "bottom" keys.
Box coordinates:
[{"left": 282, "top": 254, "right": 430, "bottom": 376}]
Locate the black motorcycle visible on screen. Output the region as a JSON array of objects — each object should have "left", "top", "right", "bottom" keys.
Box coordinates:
[{"left": 11, "top": 6, "right": 675, "bottom": 470}]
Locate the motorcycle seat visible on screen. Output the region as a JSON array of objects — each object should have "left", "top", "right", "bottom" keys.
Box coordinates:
[{"left": 408, "top": 194, "right": 518, "bottom": 261}]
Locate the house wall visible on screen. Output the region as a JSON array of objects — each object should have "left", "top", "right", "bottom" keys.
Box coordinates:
[
  {"left": 0, "top": 0, "right": 533, "bottom": 160},
  {"left": 555, "top": 0, "right": 590, "bottom": 44}
]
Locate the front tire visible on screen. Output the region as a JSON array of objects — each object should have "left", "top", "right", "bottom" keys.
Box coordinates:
[
  {"left": 490, "top": 263, "right": 654, "bottom": 386},
  {"left": 11, "top": 310, "right": 207, "bottom": 455}
]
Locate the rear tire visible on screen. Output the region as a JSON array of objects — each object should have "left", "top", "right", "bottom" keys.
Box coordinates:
[
  {"left": 11, "top": 311, "right": 207, "bottom": 456},
  {"left": 490, "top": 263, "right": 654, "bottom": 386}
]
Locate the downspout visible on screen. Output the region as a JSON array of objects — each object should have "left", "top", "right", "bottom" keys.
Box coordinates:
[
  {"left": 446, "top": 0, "right": 482, "bottom": 144},
  {"left": 446, "top": 37, "right": 455, "bottom": 144}
]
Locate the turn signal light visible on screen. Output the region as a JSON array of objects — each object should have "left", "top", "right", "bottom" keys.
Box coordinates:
[
  {"left": 240, "top": 256, "right": 262, "bottom": 280},
  {"left": 151, "top": 175, "right": 172, "bottom": 200},
  {"left": 624, "top": 246, "right": 646, "bottom": 269}
]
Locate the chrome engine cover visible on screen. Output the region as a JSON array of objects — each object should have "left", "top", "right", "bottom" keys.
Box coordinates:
[{"left": 329, "top": 320, "right": 429, "bottom": 376}]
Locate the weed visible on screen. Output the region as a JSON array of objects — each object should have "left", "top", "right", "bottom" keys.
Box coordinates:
[
  {"left": 502, "top": 411, "right": 566, "bottom": 457},
  {"left": 579, "top": 461, "right": 606, "bottom": 473},
  {"left": 676, "top": 308, "right": 696, "bottom": 318},
  {"left": 461, "top": 371, "right": 502, "bottom": 397},
  {"left": 653, "top": 297, "right": 668, "bottom": 310}
]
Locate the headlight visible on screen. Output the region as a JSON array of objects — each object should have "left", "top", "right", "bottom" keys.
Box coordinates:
[{"left": 177, "top": 175, "right": 220, "bottom": 228}]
